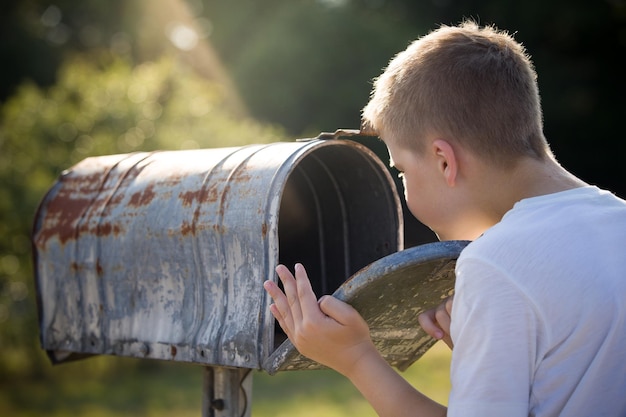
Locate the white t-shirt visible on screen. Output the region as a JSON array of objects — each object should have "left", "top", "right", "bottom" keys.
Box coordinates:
[{"left": 448, "top": 186, "right": 626, "bottom": 417}]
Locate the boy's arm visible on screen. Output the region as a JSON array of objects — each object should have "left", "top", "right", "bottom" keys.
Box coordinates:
[{"left": 263, "top": 263, "right": 447, "bottom": 417}]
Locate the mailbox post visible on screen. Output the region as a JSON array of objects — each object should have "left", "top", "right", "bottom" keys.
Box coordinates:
[
  {"left": 202, "top": 367, "right": 252, "bottom": 416},
  {"left": 32, "top": 138, "right": 467, "bottom": 416}
]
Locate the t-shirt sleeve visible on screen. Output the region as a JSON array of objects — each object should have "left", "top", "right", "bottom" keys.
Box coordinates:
[{"left": 447, "top": 257, "right": 542, "bottom": 417}]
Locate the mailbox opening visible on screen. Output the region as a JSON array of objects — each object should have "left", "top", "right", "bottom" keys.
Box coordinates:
[{"left": 275, "top": 143, "right": 402, "bottom": 349}]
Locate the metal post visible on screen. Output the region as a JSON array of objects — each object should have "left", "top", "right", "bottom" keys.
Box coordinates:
[{"left": 202, "top": 367, "right": 253, "bottom": 417}]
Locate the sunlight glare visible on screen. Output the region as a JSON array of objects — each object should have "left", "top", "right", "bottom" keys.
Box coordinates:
[{"left": 167, "top": 23, "right": 199, "bottom": 51}]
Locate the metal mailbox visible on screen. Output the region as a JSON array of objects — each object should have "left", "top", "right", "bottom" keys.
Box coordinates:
[{"left": 32, "top": 139, "right": 405, "bottom": 371}]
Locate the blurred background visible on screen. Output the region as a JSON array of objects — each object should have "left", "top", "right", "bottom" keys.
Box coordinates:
[{"left": 1, "top": 0, "right": 625, "bottom": 415}]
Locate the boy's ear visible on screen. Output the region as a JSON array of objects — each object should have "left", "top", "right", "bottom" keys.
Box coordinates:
[{"left": 432, "top": 139, "right": 458, "bottom": 187}]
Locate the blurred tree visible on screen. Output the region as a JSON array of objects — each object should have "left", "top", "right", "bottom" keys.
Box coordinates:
[
  {"left": 0, "top": 53, "right": 286, "bottom": 379},
  {"left": 0, "top": 0, "right": 133, "bottom": 100},
  {"left": 205, "top": 0, "right": 426, "bottom": 136}
]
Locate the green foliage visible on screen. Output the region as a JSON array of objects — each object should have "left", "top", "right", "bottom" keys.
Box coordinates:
[
  {"left": 207, "top": 0, "right": 425, "bottom": 136},
  {"left": 0, "top": 52, "right": 287, "bottom": 379},
  {"left": 0, "top": 342, "right": 451, "bottom": 416}
]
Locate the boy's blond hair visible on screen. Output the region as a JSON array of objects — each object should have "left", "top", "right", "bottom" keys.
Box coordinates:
[{"left": 362, "top": 20, "right": 551, "bottom": 166}]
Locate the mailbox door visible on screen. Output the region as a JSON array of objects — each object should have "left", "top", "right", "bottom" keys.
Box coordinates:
[{"left": 264, "top": 240, "right": 469, "bottom": 374}]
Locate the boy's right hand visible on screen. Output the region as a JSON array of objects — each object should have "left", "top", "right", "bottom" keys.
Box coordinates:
[
  {"left": 418, "top": 295, "right": 454, "bottom": 349},
  {"left": 264, "top": 263, "right": 377, "bottom": 377}
]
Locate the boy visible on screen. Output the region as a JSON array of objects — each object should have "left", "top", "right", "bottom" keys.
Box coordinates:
[{"left": 263, "top": 20, "right": 626, "bottom": 416}]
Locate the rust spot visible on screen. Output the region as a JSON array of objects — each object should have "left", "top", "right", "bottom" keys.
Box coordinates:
[
  {"left": 34, "top": 193, "right": 93, "bottom": 248},
  {"left": 179, "top": 185, "right": 219, "bottom": 206},
  {"left": 97, "top": 222, "right": 122, "bottom": 237},
  {"left": 33, "top": 164, "right": 133, "bottom": 248},
  {"left": 231, "top": 170, "right": 252, "bottom": 183},
  {"left": 96, "top": 259, "right": 104, "bottom": 276},
  {"left": 128, "top": 184, "right": 156, "bottom": 207},
  {"left": 181, "top": 220, "right": 194, "bottom": 236},
  {"left": 261, "top": 222, "right": 268, "bottom": 238},
  {"left": 218, "top": 184, "right": 231, "bottom": 218},
  {"left": 104, "top": 192, "right": 125, "bottom": 213},
  {"left": 170, "top": 345, "right": 177, "bottom": 357},
  {"left": 34, "top": 155, "right": 160, "bottom": 249},
  {"left": 207, "top": 187, "right": 218, "bottom": 203},
  {"left": 179, "top": 190, "right": 202, "bottom": 207},
  {"left": 34, "top": 170, "right": 108, "bottom": 247}
]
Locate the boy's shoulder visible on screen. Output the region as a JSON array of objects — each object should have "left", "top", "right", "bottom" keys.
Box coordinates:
[
  {"left": 490, "top": 185, "right": 624, "bottom": 233},
  {"left": 460, "top": 185, "right": 626, "bottom": 264}
]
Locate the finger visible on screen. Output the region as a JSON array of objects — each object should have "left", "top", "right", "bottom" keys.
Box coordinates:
[
  {"left": 268, "top": 303, "right": 293, "bottom": 340},
  {"left": 442, "top": 296, "right": 455, "bottom": 349},
  {"left": 263, "top": 280, "right": 287, "bottom": 314},
  {"left": 434, "top": 302, "right": 452, "bottom": 335},
  {"left": 275, "top": 264, "right": 303, "bottom": 324},
  {"left": 445, "top": 294, "right": 454, "bottom": 316},
  {"left": 264, "top": 280, "right": 295, "bottom": 336},
  {"left": 293, "top": 263, "right": 322, "bottom": 319},
  {"left": 318, "top": 295, "right": 360, "bottom": 326},
  {"left": 418, "top": 309, "right": 444, "bottom": 340}
]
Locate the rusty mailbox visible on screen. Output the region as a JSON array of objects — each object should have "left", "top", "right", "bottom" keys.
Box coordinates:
[
  {"left": 33, "top": 137, "right": 467, "bottom": 415},
  {"left": 33, "top": 138, "right": 404, "bottom": 368}
]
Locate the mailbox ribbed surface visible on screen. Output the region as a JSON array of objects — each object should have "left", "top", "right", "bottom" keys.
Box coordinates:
[{"left": 33, "top": 140, "right": 402, "bottom": 369}]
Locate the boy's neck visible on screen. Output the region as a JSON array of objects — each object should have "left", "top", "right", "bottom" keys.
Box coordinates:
[
  {"left": 501, "top": 155, "right": 587, "bottom": 202},
  {"left": 463, "top": 155, "right": 587, "bottom": 238}
]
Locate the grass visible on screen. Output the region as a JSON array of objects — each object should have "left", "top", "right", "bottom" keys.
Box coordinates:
[{"left": 1, "top": 342, "right": 451, "bottom": 416}]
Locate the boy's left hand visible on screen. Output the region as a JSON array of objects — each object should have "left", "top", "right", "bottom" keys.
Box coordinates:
[
  {"left": 418, "top": 295, "right": 454, "bottom": 349},
  {"left": 263, "top": 263, "right": 376, "bottom": 377}
]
